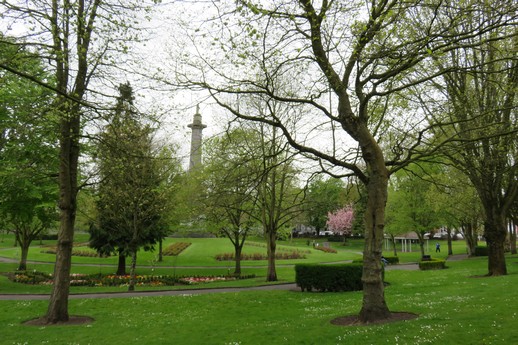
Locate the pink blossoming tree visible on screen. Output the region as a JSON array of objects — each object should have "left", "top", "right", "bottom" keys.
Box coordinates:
[{"left": 326, "top": 205, "right": 355, "bottom": 243}]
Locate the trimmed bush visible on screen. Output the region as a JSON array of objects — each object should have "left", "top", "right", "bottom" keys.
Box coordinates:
[
  {"left": 295, "top": 263, "right": 363, "bottom": 292},
  {"left": 473, "top": 246, "right": 488, "bottom": 257},
  {"left": 419, "top": 258, "right": 446, "bottom": 270},
  {"left": 383, "top": 256, "right": 399, "bottom": 264}
]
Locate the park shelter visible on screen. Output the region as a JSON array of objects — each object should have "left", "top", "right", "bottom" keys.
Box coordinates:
[{"left": 384, "top": 232, "right": 430, "bottom": 253}]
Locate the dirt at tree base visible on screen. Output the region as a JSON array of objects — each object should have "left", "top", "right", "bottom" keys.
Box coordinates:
[
  {"left": 331, "top": 312, "right": 418, "bottom": 326},
  {"left": 23, "top": 315, "right": 94, "bottom": 326}
]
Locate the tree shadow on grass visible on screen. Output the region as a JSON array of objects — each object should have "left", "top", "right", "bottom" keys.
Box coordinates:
[
  {"left": 331, "top": 312, "right": 418, "bottom": 326},
  {"left": 23, "top": 315, "right": 94, "bottom": 326}
]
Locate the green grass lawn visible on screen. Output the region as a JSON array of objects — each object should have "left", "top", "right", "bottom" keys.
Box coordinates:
[
  {"left": 0, "top": 234, "right": 475, "bottom": 295},
  {"left": 1, "top": 255, "right": 518, "bottom": 344}
]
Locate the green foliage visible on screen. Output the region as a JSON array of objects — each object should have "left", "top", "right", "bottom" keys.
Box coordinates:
[
  {"left": 90, "top": 83, "right": 167, "bottom": 257},
  {"left": 0, "top": 35, "right": 59, "bottom": 269},
  {"left": 418, "top": 258, "right": 446, "bottom": 270},
  {"left": 304, "top": 176, "right": 346, "bottom": 232},
  {"left": 295, "top": 263, "right": 363, "bottom": 292}
]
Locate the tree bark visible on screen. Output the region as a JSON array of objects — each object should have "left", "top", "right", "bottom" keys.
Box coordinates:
[
  {"left": 45, "top": 112, "right": 80, "bottom": 324},
  {"left": 266, "top": 229, "right": 277, "bottom": 281},
  {"left": 18, "top": 242, "right": 30, "bottom": 271},
  {"left": 484, "top": 210, "right": 507, "bottom": 276},
  {"left": 446, "top": 228, "right": 453, "bottom": 255},
  {"left": 358, "top": 159, "right": 391, "bottom": 322},
  {"left": 116, "top": 253, "right": 126, "bottom": 276},
  {"left": 417, "top": 234, "right": 426, "bottom": 258},
  {"left": 128, "top": 251, "right": 137, "bottom": 291},
  {"left": 234, "top": 244, "right": 242, "bottom": 276},
  {"left": 390, "top": 234, "right": 397, "bottom": 257},
  {"left": 158, "top": 239, "right": 163, "bottom": 262}
]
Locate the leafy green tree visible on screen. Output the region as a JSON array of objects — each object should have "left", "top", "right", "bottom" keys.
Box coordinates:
[
  {"left": 384, "top": 186, "right": 407, "bottom": 257},
  {"left": 255, "top": 125, "right": 303, "bottom": 281},
  {"left": 0, "top": 36, "right": 59, "bottom": 271},
  {"left": 304, "top": 176, "right": 346, "bottom": 235},
  {"left": 202, "top": 129, "right": 262, "bottom": 275},
  {"left": 91, "top": 83, "right": 167, "bottom": 290},
  {"left": 1, "top": 0, "right": 156, "bottom": 323},
  {"left": 172, "top": 0, "right": 514, "bottom": 322},
  {"left": 428, "top": 166, "right": 483, "bottom": 256},
  {"left": 387, "top": 165, "right": 443, "bottom": 258},
  {"left": 429, "top": 7, "right": 517, "bottom": 275}
]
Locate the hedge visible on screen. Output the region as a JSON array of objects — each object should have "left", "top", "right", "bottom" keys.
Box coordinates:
[
  {"left": 473, "top": 246, "right": 488, "bottom": 256},
  {"left": 294, "top": 263, "right": 363, "bottom": 292},
  {"left": 418, "top": 258, "right": 446, "bottom": 270},
  {"left": 384, "top": 256, "right": 399, "bottom": 264}
]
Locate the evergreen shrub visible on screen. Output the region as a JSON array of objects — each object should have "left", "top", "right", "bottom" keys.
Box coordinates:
[{"left": 418, "top": 258, "right": 446, "bottom": 270}]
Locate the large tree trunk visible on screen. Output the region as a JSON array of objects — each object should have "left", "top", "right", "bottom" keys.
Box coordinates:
[
  {"left": 484, "top": 209, "right": 507, "bottom": 276},
  {"left": 446, "top": 228, "right": 453, "bottom": 255},
  {"left": 18, "top": 241, "right": 30, "bottom": 271},
  {"left": 359, "top": 162, "right": 391, "bottom": 323},
  {"left": 417, "top": 234, "right": 426, "bottom": 258},
  {"left": 463, "top": 221, "right": 478, "bottom": 256},
  {"left": 234, "top": 245, "right": 242, "bottom": 276},
  {"left": 158, "top": 239, "right": 163, "bottom": 262},
  {"left": 390, "top": 234, "right": 398, "bottom": 257},
  {"left": 116, "top": 252, "right": 126, "bottom": 276},
  {"left": 265, "top": 229, "right": 277, "bottom": 281},
  {"left": 128, "top": 251, "right": 137, "bottom": 291},
  {"left": 45, "top": 114, "right": 80, "bottom": 324}
]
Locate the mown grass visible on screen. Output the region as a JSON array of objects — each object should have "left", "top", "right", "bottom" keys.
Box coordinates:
[
  {"left": 0, "top": 233, "right": 474, "bottom": 295},
  {"left": 1, "top": 255, "right": 518, "bottom": 344},
  {"left": 0, "top": 235, "right": 362, "bottom": 268},
  {"left": 0, "top": 234, "right": 358, "bottom": 294}
]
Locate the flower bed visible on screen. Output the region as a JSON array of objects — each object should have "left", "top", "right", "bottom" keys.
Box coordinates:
[
  {"left": 246, "top": 242, "right": 311, "bottom": 254},
  {"left": 41, "top": 248, "right": 108, "bottom": 258},
  {"left": 215, "top": 251, "right": 306, "bottom": 261},
  {"left": 314, "top": 246, "right": 337, "bottom": 253},
  {"left": 7, "top": 270, "right": 255, "bottom": 287},
  {"left": 162, "top": 242, "right": 192, "bottom": 256}
]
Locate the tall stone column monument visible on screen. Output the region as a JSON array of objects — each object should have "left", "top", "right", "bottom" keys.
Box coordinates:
[{"left": 187, "top": 105, "right": 207, "bottom": 170}]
